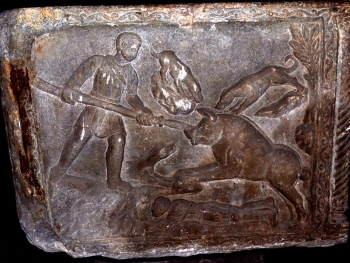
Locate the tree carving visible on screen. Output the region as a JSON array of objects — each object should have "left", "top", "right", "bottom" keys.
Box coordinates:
[
  {"left": 289, "top": 24, "right": 321, "bottom": 76},
  {"left": 290, "top": 24, "right": 321, "bottom": 155}
]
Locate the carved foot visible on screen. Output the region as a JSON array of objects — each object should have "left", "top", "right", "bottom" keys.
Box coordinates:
[
  {"left": 296, "top": 205, "right": 308, "bottom": 220},
  {"left": 268, "top": 211, "right": 277, "bottom": 228},
  {"left": 138, "top": 142, "right": 176, "bottom": 173},
  {"left": 286, "top": 206, "right": 310, "bottom": 230},
  {"left": 107, "top": 179, "right": 132, "bottom": 192},
  {"left": 297, "top": 207, "right": 311, "bottom": 227},
  {"left": 49, "top": 165, "right": 66, "bottom": 183},
  {"left": 171, "top": 180, "right": 202, "bottom": 194}
]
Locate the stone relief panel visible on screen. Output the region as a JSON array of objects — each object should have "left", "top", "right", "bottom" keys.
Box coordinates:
[{"left": 32, "top": 20, "right": 316, "bottom": 240}]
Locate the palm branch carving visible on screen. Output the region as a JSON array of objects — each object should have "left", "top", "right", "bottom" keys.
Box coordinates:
[
  {"left": 291, "top": 24, "right": 321, "bottom": 155},
  {"left": 289, "top": 24, "right": 321, "bottom": 76},
  {"left": 254, "top": 24, "right": 320, "bottom": 127}
]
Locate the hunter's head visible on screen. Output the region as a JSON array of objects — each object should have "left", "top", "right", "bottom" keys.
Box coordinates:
[{"left": 116, "top": 32, "right": 142, "bottom": 62}]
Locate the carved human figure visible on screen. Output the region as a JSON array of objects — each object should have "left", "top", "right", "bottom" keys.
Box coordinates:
[
  {"left": 146, "top": 196, "right": 277, "bottom": 232},
  {"left": 50, "top": 32, "right": 154, "bottom": 190}
]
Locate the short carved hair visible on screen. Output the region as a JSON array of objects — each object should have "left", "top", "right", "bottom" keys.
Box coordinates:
[{"left": 116, "top": 32, "right": 142, "bottom": 51}]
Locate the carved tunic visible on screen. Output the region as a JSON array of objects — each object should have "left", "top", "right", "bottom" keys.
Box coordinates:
[{"left": 66, "top": 54, "right": 138, "bottom": 137}]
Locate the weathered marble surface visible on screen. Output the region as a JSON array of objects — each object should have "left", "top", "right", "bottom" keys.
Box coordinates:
[{"left": 0, "top": 3, "right": 348, "bottom": 260}]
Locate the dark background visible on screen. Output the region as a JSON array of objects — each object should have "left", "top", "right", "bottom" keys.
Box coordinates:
[{"left": 0, "top": 1, "right": 348, "bottom": 262}]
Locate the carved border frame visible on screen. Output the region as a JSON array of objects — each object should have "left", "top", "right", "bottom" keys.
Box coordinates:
[{"left": 0, "top": 3, "right": 348, "bottom": 258}]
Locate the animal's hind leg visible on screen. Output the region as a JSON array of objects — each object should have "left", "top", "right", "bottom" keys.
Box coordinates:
[
  {"left": 215, "top": 88, "right": 243, "bottom": 110},
  {"left": 228, "top": 98, "right": 252, "bottom": 115},
  {"left": 183, "top": 78, "right": 204, "bottom": 103},
  {"left": 284, "top": 75, "right": 305, "bottom": 94},
  {"left": 273, "top": 183, "right": 306, "bottom": 222},
  {"left": 300, "top": 168, "right": 314, "bottom": 214}
]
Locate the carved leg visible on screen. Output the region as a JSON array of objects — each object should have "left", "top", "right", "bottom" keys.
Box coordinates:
[
  {"left": 302, "top": 176, "right": 314, "bottom": 210},
  {"left": 215, "top": 93, "right": 240, "bottom": 111},
  {"left": 173, "top": 163, "right": 222, "bottom": 184},
  {"left": 183, "top": 78, "right": 203, "bottom": 103},
  {"left": 50, "top": 126, "right": 92, "bottom": 183},
  {"left": 275, "top": 73, "right": 305, "bottom": 94},
  {"left": 241, "top": 197, "right": 277, "bottom": 228},
  {"left": 273, "top": 184, "right": 306, "bottom": 222},
  {"left": 138, "top": 143, "right": 175, "bottom": 173},
  {"left": 106, "top": 133, "right": 131, "bottom": 191},
  {"left": 287, "top": 77, "right": 305, "bottom": 93},
  {"left": 130, "top": 143, "right": 175, "bottom": 188},
  {"left": 299, "top": 168, "right": 314, "bottom": 221},
  {"left": 174, "top": 163, "right": 242, "bottom": 183},
  {"left": 171, "top": 164, "right": 238, "bottom": 194},
  {"left": 227, "top": 98, "right": 252, "bottom": 115},
  {"left": 241, "top": 197, "right": 276, "bottom": 210},
  {"left": 216, "top": 86, "right": 252, "bottom": 112},
  {"left": 191, "top": 81, "right": 204, "bottom": 103}
]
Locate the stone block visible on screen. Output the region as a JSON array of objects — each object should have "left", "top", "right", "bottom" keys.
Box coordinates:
[{"left": 0, "top": 3, "right": 348, "bottom": 260}]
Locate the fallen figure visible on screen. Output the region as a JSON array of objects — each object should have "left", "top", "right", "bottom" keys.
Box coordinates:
[{"left": 146, "top": 196, "right": 277, "bottom": 232}]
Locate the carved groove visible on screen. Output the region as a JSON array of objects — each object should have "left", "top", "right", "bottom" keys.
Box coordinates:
[
  {"left": 10, "top": 66, "right": 45, "bottom": 200},
  {"left": 314, "top": 12, "right": 337, "bottom": 231},
  {"left": 331, "top": 33, "right": 350, "bottom": 223}
]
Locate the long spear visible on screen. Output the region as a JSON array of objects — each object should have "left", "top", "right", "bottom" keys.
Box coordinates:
[{"left": 33, "top": 78, "right": 193, "bottom": 130}]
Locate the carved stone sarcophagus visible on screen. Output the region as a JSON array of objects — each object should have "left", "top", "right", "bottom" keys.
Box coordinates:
[{"left": 0, "top": 3, "right": 348, "bottom": 259}]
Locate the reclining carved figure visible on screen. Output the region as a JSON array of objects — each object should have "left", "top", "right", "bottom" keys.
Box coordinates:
[
  {"left": 146, "top": 196, "right": 277, "bottom": 232},
  {"left": 175, "top": 108, "right": 311, "bottom": 222}
]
